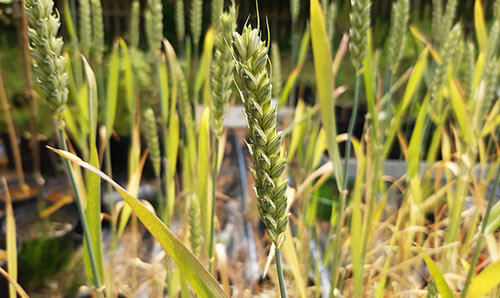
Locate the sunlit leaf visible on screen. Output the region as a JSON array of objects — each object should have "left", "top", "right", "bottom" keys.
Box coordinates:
[{"left": 310, "top": 0, "right": 343, "bottom": 189}]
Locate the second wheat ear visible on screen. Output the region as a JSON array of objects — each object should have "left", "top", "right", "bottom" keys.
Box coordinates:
[
  {"left": 233, "top": 25, "right": 288, "bottom": 249},
  {"left": 233, "top": 24, "right": 289, "bottom": 298}
]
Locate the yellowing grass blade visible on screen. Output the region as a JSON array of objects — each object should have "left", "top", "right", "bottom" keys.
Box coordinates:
[
  {"left": 197, "top": 107, "right": 211, "bottom": 247},
  {"left": 310, "top": 0, "right": 343, "bottom": 189},
  {"left": 467, "top": 258, "right": 500, "bottom": 298},
  {"left": 474, "top": 0, "right": 487, "bottom": 53},
  {"left": 48, "top": 147, "right": 229, "bottom": 298},
  {"left": 2, "top": 178, "right": 17, "bottom": 298},
  {"left": 423, "top": 254, "right": 454, "bottom": 298}
]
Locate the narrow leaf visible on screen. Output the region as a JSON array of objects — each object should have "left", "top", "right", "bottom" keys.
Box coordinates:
[
  {"left": 310, "top": 0, "right": 343, "bottom": 189},
  {"left": 423, "top": 254, "right": 454, "bottom": 298}
]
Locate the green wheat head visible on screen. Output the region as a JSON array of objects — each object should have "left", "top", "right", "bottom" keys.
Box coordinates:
[
  {"left": 439, "top": 0, "right": 458, "bottom": 45},
  {"left": 290, "top": 0, "right": 300, "bottom": 22},
  {"left": 211, "top": 5, "right": 237, "bottom": 135},
  {"left": 176, "top": 0, "right": 186, "bottom": 42},
  {"left": 189, "top": 194, "right": 202, "bottom": 256},
  {"left": 143, "top": 108, "right": 161, "bottom": 178},
  {"left": 79, "top": 0, "right": 92, "bottom": 56},
  {"left": 177, "top": 63, "right": 193, "bottom": 128},
  {"left": 211, "top": 0, "right": 224, "bottom": 28},
  {"left": 25, "top": 0, "right": 68, "bottom": 123},
  {"left": 271, "top": 41, "right": 282, "bottom": 99},
  {"left": 482, "top": 21, "right": 500, "bottom": 114},
  {"left": 432, "top": 0, "right": 442, "bottom": 42},
  {"left": 233, "top": 25, "right": 288, "bottom": 248},
  {"left": 429, "top": 24, "right": 461, "bottom": 123},
  {"left": 496, "top": 0, "right": 500, "bottom": 22},
  {"left": 463, "top": 41, "right": 476, "bottom": 100},
  {"left": 326, "top": 1, "right": 337, "bottom": 51},
  {"left": 190, "top": 0, "right": 203, "bottom": 45},
  {"left": 90, "top": 0, "right": 104, "bottom": 65},
  {"left": 145, "top": 0, "right": 163, "bottom": 58},
  {"left": 129, "top": 0, "right": 140, "bottom": 49},
  {"left": 387, "top": 0, "right": 409, "bottom": 75},
  {"left": 349, "top": 0, "right": 371, "bottom": 71}
]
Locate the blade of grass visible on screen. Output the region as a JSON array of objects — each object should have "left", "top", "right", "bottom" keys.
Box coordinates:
[
  {"left": 82, "top": 56, "right": 104, "bottom": 284},
  {"left": 310, "top": 0, "right": 343, "bottom": 189},
  {"left": 198, "top": 107, "right": 211, "bottom": 252},
  {"left": 423, "top": 254, "right": 454, "bottom": 298},
  {"left": 474, "top": 0, "right": 487, "bottom": 53}
]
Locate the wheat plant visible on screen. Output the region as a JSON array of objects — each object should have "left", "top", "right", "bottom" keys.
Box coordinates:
[{"left": 233, "top": 24, "right": 289, "bottom": 298}]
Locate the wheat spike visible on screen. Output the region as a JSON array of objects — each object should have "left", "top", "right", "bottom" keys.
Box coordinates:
[
  {"left": 79, "top": 0, "right": 92, "bottom": 56},
  {"left": 190, "top": 0, "right": 203, "bottom": 46},
  {"left": 129, "top": 0, "right": 140, "bottom": 49},
  {"left": 90, "top": 0, "right": 104, "bottom": 65},
  {"left": 290, "top": 0, "right": 300, "bottom": 22},
  {"left": 143, "top": 108, "right": 162, "bottom": 178},
  {"left": 211, "top": 6, "right": 236, "bottom": 135},
  {"left": 211, "top": 0, "right": 224, "bottom": 28},
  {"left": 233, "top": 25, "right": 289, "bottom": 247},
  {"left": 429, "top": 24, "right": 461, "bottom": 123},
  {"left": 189, "top": 194, "right": 202, "bottom": 256},
  {"left": 432, "top": 0, "right": 442, "bottom": 42},
  {"left": 387, "top": 0, "right": 409, "bottom": 75},
  {"left": 145, "top": 0, "right": 163, "bottom": 58},
  {"left": 175, "top": 0, "right": 185, "bottom": 43},
  {"left": 349, "top": 0, "right": 371, "bottom": 70},
  {"left": 24, "top": 0, "right": 68, "bottom": 123}
]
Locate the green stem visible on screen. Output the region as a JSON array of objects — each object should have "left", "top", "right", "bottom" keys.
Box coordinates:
[
  {"left": 276, "top": 248, "right": 287, "bottom": 298},
  {"left": 462, "top": 166, "right": 500, "bottom": 297},
  {"left": 208, "top": 135, "right": 220, "bottom": 272},
  {"left": 330, "top": 74, "right": 361, "bottom": 294},
  {"left": 58, "top": 127, "right": 102, "bottom": 293},
  {"left": 104, "top": 142, "right": 116, "bottom": 297}
]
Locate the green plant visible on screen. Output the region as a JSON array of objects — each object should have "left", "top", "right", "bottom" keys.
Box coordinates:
[{"left": 233, "top": 24, "right": 289, "bottom": 298}]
